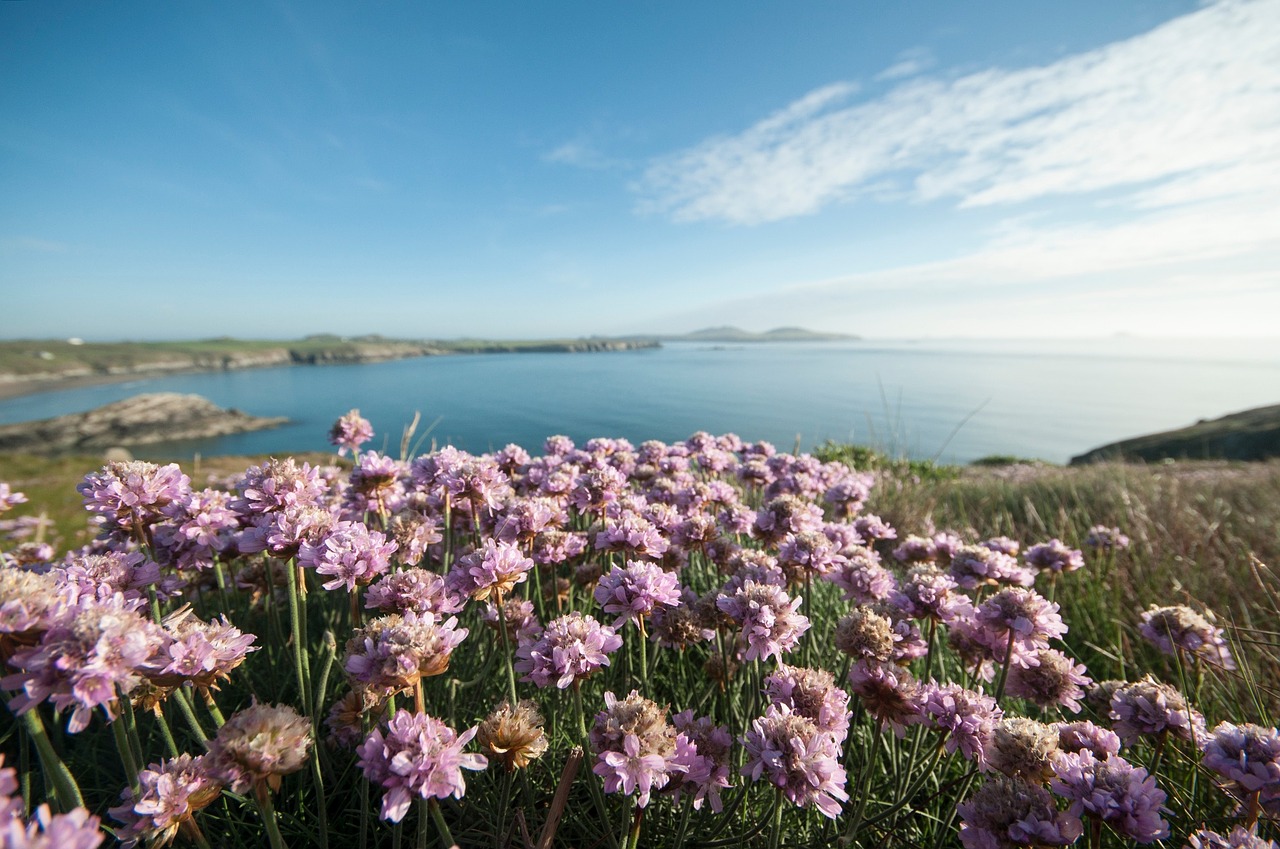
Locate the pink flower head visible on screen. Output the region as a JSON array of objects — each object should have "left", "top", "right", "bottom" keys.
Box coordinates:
[
  {"left": 716, "top": 580, "right": 810, "bottom": 663},
  {"left": 514, "top": 612, "right": 622, "bottom": 689},
  {"left": 1025, "top": 540, "right": 1084, "bottom": 574},
  {"left": 1084, "top": 525, "right": 1130, "bottom": 551},
  {"left": 299, "top": 521, "right": 397, "bottom": 592},
  {"left": 974, "top": 588, "right": 1067, "bottom": 655},
  {"left": 1, "top": 593, "right": 163, "bottom": 732},
  {"left": 825, "top": 546, "right": 897, "bottom": 604},
  {"left": 1201, "top": 722, "right": 1280, "bottom": 800},
  {"left": 1050, "top": 750, "right": 1169, "bottom": 843},
  {"left": 357, "top": 709, "right": 487, "bottom": 822},
  {"left": 1138, "top": 605, "right": 1235, "bottom": 670},
  {"left": 109, "top": 753, "right": 222, "bottom": 849},
  {"left": 669, "top": 710, "right": 733, "bottom": 812},
  {"left": 764, "top": 664, "right": 852, "bottom": 741},
  {"left": 590, "top": 691, "right": 682, "bottom": 808},
  {"left": 740, "top": 704, "right": 848, "bottom": 818},
  {"left": 446, "top": 539, "right": 533, "bottom": 602},
  {"left": 328, "top": 409, "right": 374, "bottom": 456},
  {"left": 920, "top": 682, "right": 1003, "bottom": 767},
  {"left": 231, "top": 458, "right": 327, "bottom": 516},
  {"left": 365, "top": 568, "right": 466, "bottom": 617},
  {"left": 958, "top": 776, "right": 1082, "bottom": 849},
  {"left": 1110, "top": 676, "right": 1206, "bottom": 748},
  {"left": 593, "top": 560, "right": 682, "bottom": 628},
  {"left": 344, "top": 611, "right": 469, "bottom": 691},
  {"left": 889, "top": 566, "right": 972, "bottom": 623},
  {"left": 78, "top": 461, "right": 191, "bottom": 539}
]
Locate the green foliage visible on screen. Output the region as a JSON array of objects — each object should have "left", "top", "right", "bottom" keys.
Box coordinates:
[{"left": 813, "top": 439, "right": 960, "bottom": 483}]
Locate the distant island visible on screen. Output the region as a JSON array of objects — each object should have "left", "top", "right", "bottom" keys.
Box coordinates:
[
  {"left": 638, "top": 326, "right": 860, "bottom": 343},
  {"left": 0, "top": 327, "right": 854, "bottom": 398}
]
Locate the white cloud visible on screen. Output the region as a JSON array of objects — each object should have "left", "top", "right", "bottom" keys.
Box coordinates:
[
  {"left": 875, "top": 47, "right": 934, "bottom": 81},
  {"left": 544, "top": 140, "right": 621, "bottom": 170},
  {"left": 639, "top": 0, "right": 1280, "bottom": 224}
]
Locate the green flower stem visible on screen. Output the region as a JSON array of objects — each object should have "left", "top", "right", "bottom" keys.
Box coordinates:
[
  {"left": 6, "top": 698, "right": 83, "bottom": 811},
  {"left": 495, "top": 591, "right": 519, "bottom": 705},
  {"left": 256, "top": 784, "right": 288, "bottom": 849},
  {"left": 112, "top": 711, "right": 143, "bottom": 795},
  {"left": 416, "top": 797, "right": 431, "bottom": 849},
  {"left": 573, "top": 683, "right": 620, "bottom": 849},
  {"left": 202, "top": 691, "right": 227, "bottom": 728},
  {"left": 153, "top": 705, "right": 181, "bottom": 758},
  {"left": 170, "top": 688, "right": 208, "bottom": 741},
  {"left": 428, "top": 798, "right": 455, "bottom": 849},
  {"left": 285, "top": 559, "right": 313, "bottom": 717}
]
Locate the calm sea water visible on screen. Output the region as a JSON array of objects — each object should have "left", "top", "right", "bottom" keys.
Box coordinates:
[{"left": 1, "top": 339, "right": 1277, "bottom": 464}]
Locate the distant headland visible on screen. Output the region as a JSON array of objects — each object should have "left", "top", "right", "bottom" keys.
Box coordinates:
[{"left": 0, "top": 327, "right": 854, "bottom": 399}]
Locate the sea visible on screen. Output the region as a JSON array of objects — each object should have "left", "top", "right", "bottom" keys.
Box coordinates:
[{"left": 1, "top": 338, "right": 1277, "bottom": 465}]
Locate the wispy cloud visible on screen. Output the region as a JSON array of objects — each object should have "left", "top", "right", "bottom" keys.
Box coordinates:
[
  {"left": 875, "top": 47, "right": 933, "bottom": 82},
  {"left": 639, "top": 0, "right": 1280, "bottom": 225},
  {"left": 544, "top": 140, "right": 623, "bottom": 170}
]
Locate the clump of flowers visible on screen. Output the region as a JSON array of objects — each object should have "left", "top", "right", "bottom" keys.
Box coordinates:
[
  {"left": 741, "top": 704, "right": 848, "bottom": 818},
  {"left": 475, "top": 700, "right": 549, "bottom": 772},
  {"left": 515, "top": 611, "right": 622, "bottom": 689},
  {"left": 357, "top": 709, "right": 487, "bottom": 822},
  {"left": 957, "top": 775, "right": 1082, "bottom": 849},
  {"left": 590, "top": 690, "right": 681, "bottom": 807},
  {"left": 1050, "top": 750, "right": 1169, "bottom": 843},
  {"left": 329, "top": 409, "right": 374, "bottom": 456},
  {"left": 1025, "top": 540, "right": 1084, "bottom": 574},
  {"left": 593, "top": 559, "right": 681, "bottom": 628},
  {"left": 110, "top": 753, "right": 223, "bottom": 849},
  {"left": 1139, "top": 604, "right": 1236, "bottom": 669},
  {"left": 1004, "top": 648, "right": 1091, "bottom": 712},
  {"left": 716, "top": 580, "right": 810, "bottom": 662},
  {"left": 207, "top": 701, "right": 312, "bottom": 793},
  {"left": 1110, "top": 676, "right": 1206, "bottom": 747}
]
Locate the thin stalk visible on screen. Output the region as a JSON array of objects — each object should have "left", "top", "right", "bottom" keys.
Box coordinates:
[
  {"left": 495, "top": 591, "right": 519, "bottom": 704},
  {"left": 153, "top": 705, "right": 181, "bottom": 759},
  {"left": 202, "top": 691, "right": 226, "bottom": 728},
  {"left": 417, "top": 797, "right": 431, "bottom": 849},
  {"left": 573, "top": 683, "right": 620, "bottom": 849},
  {"left": 993, "top": 631, "right": 1016, "bottom": 702},
  {"left": 767, "top": 789, "right": 785, "bottom": 849},
  {"left": 428, "top": 798, "right": 455, "bottom": 849},
  {"left": 171, "top": 689, "right": 208, "bottom": 741},
  {"left": 285, "top": 560, "right": 313, "bottom": 717},
  {"left": 256, "top": 785, "right": 288, "bottom": 849},
  {"left": 8, "top": 700, "right": 83, "bottom": 810},
  {"left": 113, "top": 714, "right": 143, "bottom": 795}
]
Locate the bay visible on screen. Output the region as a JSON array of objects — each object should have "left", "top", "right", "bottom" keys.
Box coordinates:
[{"left": 0, "top": 338, "right": 1277, "bottom": 464}]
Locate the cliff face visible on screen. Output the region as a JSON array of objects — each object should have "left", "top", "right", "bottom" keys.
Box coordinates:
[{"left": 0, "top": 393, "right": 288, "bottom": 454}]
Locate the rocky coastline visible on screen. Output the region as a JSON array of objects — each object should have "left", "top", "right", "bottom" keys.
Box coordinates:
[{"left": 0, "top": 393, "right": 288, "bottom": 454}]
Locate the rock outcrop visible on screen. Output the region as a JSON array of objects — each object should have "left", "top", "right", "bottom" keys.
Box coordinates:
[
  {"left": 1071, "top": 403, "right": 1280, "bottom": 464},
  {"left": 0, "top": 393, "right": 288, "bottom": 454}
]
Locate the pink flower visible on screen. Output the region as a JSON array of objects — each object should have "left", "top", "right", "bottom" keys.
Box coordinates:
[
  {"left": 357, "top": 709, "right": 487, "bottom": 822},
  {"left": 515, "top": 612, "right": 622, "bottom": 689},
  {"left": 741, "top": 705, "right": 848, "bottom": 818},
  {"left": 593, "top": 560, "right": 682, "bottom": 628}
]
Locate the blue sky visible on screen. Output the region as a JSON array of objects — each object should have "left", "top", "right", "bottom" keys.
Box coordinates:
[{"left": 2, "top": 0, "right": 1278, "bottom": 340}]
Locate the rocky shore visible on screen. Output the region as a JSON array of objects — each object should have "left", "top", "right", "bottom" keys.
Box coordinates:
[
  {"left": 0, "top": 337, "right": 661, "bottom": 399},
  {"left": 0, "top": 393, "right": 288, "bottom": 454}
]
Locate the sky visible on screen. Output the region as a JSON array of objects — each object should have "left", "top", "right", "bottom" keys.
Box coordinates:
[{"left": 2, "top": 0, "right": 1279, "bottom": 340}]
